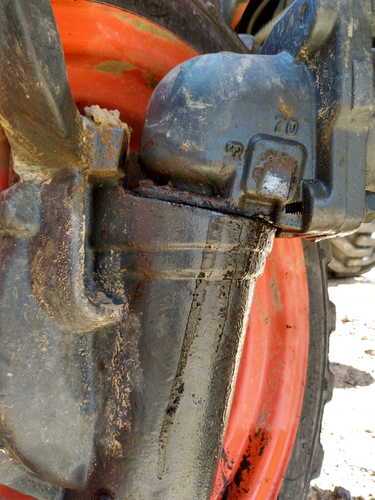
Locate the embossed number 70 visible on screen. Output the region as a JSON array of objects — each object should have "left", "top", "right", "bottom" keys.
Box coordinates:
[{"left": 275, "top": 118, "right": 298, "bottom": 136}]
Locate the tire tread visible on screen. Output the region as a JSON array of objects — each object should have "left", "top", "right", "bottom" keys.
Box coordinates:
[{"left": 278, "top": 241, "right": 335, "bottom": 500}]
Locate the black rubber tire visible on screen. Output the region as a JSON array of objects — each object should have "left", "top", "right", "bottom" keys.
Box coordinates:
[
  {"left": 328, "top": 222, "right": 375, "bottom": 278},
  {"left": 92, "top": 3, "right": 335, "bottom": 498},
  {"left": 278, "top": 241, "right": 335, "bottom": 500},
  {"left": 95, "top": 0, "right": 247, "bottom": 55}
]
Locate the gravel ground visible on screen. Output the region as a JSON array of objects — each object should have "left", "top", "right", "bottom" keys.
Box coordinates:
[{"left": 308, "top": 268, "right": 375, "bottom": 500}]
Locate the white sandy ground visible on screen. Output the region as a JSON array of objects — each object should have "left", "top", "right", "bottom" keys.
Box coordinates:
[{"left": 307, "top": 268, "right": 375, "bottom": 500}]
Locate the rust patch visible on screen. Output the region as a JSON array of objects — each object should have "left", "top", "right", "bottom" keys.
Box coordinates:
[
  {"left": 142, "top": 140, "right": 155, "bottom": 154},
  {"left": 253, "top": 152, "right": 298, "bottom": 202}
]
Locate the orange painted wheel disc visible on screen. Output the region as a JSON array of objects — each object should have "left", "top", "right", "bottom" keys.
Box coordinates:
[
  {"left": 231, "top": 1, "right": 251, "bottom": 29},
  {"left": 0, "top": 2, "right": 310, "bottom": 499},
  {"left": 52, "top": 0, "right": 198, "bottom": 152},
  {"left": 211, "top": 238, "right": 309, "bottom": 499}
]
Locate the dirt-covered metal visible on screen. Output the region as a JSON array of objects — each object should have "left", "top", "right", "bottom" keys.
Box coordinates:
[
  {"left": 0, "top": 0, "right": 372, "bottom": 499},
  {"left": 139, "top": 0, "right": 375, "bottom": 239},
  {"left": 0, "top": 1, "right": 275, "bottom": 499}
]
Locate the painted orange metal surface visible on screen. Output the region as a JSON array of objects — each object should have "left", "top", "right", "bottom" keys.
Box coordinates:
[
  {"left": 0, "top": 3, "right": 310, "bottom": 499},
  {"left": 0, "top": 1, "right": 198, "bottom": 190},
  {"left": 52, "top": 0, "right": 199, "bottom": 152},
  {"left": 231, "top": 1, "right": 251, "bottom": 29},
  {"left": 0, "top": 486, "right": 38, "bottom": 500},
  {"left": 211, "top": 238, "right": 309, "bottom": 499}
]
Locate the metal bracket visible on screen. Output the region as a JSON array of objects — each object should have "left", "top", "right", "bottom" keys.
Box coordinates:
[
  {"left": 0, "top": 1, "right": 275, "bottom": 499},
  {"left": 140, "top": 0, "right": 375, "bottom": 239}
]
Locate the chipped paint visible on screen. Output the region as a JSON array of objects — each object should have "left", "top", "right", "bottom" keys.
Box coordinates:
[
  {"left": 270, "top": 274, "right": 281, "bottom": 308},
  {"left": 94, "top": 60, "right": 137, "bottom": 74},
  {"left": 144, "top": 73, "right": 160, "bottom": 89},
  {"left": 109, "top": 10, "right": 178, "bottom": 43}
]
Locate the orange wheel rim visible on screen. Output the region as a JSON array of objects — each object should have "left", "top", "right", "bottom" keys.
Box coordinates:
[
  {"left": 211, "top": 238, "right": 309, "bottom": 499},
  {"left": 52, "top": 0, "right": 198, "bottom": 152},
  {"left": 230, "top": 1, "right": 251, "bottom": 29},
  {"left": 0, "top": 3, "right": 310, "bottom": 499}
]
